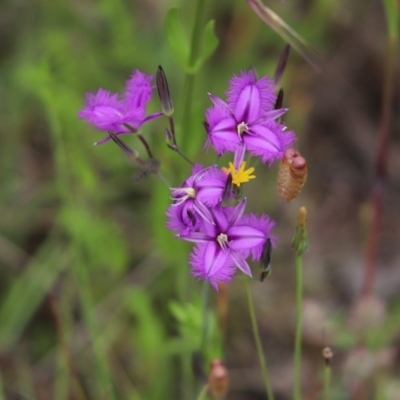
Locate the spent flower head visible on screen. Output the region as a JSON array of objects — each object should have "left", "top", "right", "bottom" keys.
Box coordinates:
[{"left": 78, "top": 70, "right": 162, "bottom": 144}]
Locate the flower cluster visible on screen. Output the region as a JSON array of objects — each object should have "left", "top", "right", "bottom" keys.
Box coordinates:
[
  {"left": 166, "top": 70, "right": 295, "bottom": 288},
  {"left": 79, "top": 67, "right": 297, "bottom": 289}
]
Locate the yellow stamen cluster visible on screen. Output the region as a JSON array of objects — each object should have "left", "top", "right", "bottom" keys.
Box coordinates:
[{"left": 222, "top": 161, "right": 256, "bottom": 187}]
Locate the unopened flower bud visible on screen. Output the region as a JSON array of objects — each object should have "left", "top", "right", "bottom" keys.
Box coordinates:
[
  {"left": 292, "top": 206, "right": 308, "bottom": 256},
  {"left": 260, "top": 238, "right": 272, "bottom": 281},
  {"left": 277, "top": 147, "right": 307, "bottom": 202},
  {"left": 221, "top": 173, "right": 233, "bottom": 206},
  {"left": 273, "top": 44, "right": 291, "bottom": 85},
  {"left": 274, "top": 88, "right": 284, "bottom": 110},
  {"left": 322, "top": 346, "right": 333, "bottom": 366},
  {"left": 156, "top": 65, "right": 174, "bottom": 117},
  {"left": 208, "top": 359, "right": 229, "bottom": 398}
]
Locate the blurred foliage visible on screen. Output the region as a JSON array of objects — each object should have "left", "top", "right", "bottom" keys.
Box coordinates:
[{"left": 0, "top": 0, "right": 399, "bottom": 399}]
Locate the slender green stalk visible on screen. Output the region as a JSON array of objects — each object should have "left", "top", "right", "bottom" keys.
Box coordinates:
[
  {"left": 196, "top": 384, "right": 209, "bottom": 400},
  {"left": 243, "top": 277, "right": 274, "bottom": 400},
  {"left": 176, "top": 2, "right": 208, "bottom": 398},
  {"left": 361, "top": 0, "right": 398, "bottom": 298},
  {"left": 293, "top": 253, "right": 303, "bottom": 400},
  {"left": 180, "top": 0, "right": 207, "bottom": 154},
  {"left": 323, "top": 362, "right": 331, "bottom": 400},
  {"left": 0, "top": 372, "right": 4, "bottom": 400},
  {"left": 200, "top": 281, "right": 210, "bottom": 354},
  {"left": 292, "top": 207, "right": 308, "bottom": 400}
]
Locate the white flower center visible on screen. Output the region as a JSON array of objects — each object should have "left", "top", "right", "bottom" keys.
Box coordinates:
[
  {"left": 216, "top": 233, "right": 229, "bottom": 250},
  {"left": 237, "top": 122, "right": 249, "bottom": 139},
  {"left": 170, "top": 187, "right": 196, "bottom": 206}
]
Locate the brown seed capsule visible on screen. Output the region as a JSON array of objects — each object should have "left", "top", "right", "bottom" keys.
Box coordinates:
[
  {"left": 277, "top": 148, "right": 308, "bottom": 202},
  {"left": 208, "top": 359, "right": 229, "bottom": 398}
]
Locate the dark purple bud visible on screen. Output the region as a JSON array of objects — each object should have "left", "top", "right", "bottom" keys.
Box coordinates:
[
  {"left": 260, "top": 238, "right": 272, "bottom": 282},
  {"left": 273, "top": 45, "right": 291, "bottom": 85},
  {"left": 221, "top": 173, "right": 233, "bottom": 206},
  {"left": 156, "top": 65, "right": 174, "bottom": 117},
  {"left": 274, "top": 88, "right": 284, "bottom": 110}
]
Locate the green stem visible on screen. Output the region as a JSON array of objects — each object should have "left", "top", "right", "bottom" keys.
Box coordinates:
[
  {"left": 243, "top": 277, "right": 274, "bottom": 400},
  {"left": 200, "top": 281, "right": 210, "bottom": 354},
  {"left": 0, "top": 372, "right": 4, "bottom": 400},
  {"left": 293, "top": 254, "right": 303, "bottom": 400},
  {"left": 189, "top": 0, "right": 207, "bottom": 67},
  {"left": 180, "top": 0, "right": 207, "bottom": 154},
  {"left": 196, "top": 384, "right": 209, "bottom": 400},
  {"left": 361, "top": 0, "right": 398, "bottom": 298},
  {"left": 323, "top": 363, "right": 331, "bottom": 400}
]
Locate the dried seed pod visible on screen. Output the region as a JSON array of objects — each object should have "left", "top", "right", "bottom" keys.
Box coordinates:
[
  {"left": 322, "top": 346, "right": 334, "bottom": 366},
  {"left": 277, "top": 148, "right": 307, "bottom": 202},
  {"left": 208, "top": 359, "right": 229, "bottom": 398}
]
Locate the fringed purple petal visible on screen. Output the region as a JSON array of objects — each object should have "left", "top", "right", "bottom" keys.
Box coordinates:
[
  {"left": 228, "top": 198, "right": 247, "bottom": 226},
  {"left": 207, "top": 116, "right": 240, "bottom": 154},
  {"left": 230, "top": 250, "right": 252, "bottom": 276},
  {"left": 205, "top": 105, "right": 232, "bottom": 132},
  {"left": 228, "top": 225, "right": 268, "bottom": 252},
  {"left": 124, "top": 70, "right": 154, "bottom": 110},
  {"left": 166, "top": 202, "right": 201, "bottom": 235},
  {"left": 209, "top": 206, "right": 230, "bottom": 232},
  {"left": 227, "top": 70, "right": 276, "bottom": 122},
  {"left": 193, "top": 199, "right": 215, "bottom": 225},
  {"left": 245, "top": 123, "right": 296, "bottom": 165},
  {"left": 78, "top": 89, "right": 127, "bottom": 132},
  {"left": 190, "top": 243, "right": 236, "bottom": 289},
  {"left": 208, "top": 93, "right": 231, "bottom": 113},
  {"left": 196, "top": 167, "right": 227, "bottom": 206},
  {"left": 233, "top": 84, "right": 261, "bottom": 124},
  {"left": 236, "top": 214, "right": 276, "bottom": 260},
  {"left": 179, "top": 231, "right": 213, "bottom": 244},
  {"left": 255, "top": 108, "right": 288, "bottom": 123}
]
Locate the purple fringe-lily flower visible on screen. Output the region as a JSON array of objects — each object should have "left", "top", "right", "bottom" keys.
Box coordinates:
[
  {"left": 166, "top": 165, "right": 229, "bottom": 235},
  {"left": 78, "top": 70, "right": 162, "bottom": 144},
  {"left": 180, "top": 198, "right": 275, "bottom": 289},
  {"left": 205, "top": 70, "right": 295, "bottom": 168}
]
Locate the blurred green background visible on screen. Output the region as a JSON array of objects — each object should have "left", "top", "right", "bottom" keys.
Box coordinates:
[{"left": 0, "top": 0, "right": 399, "bottom": 399}]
